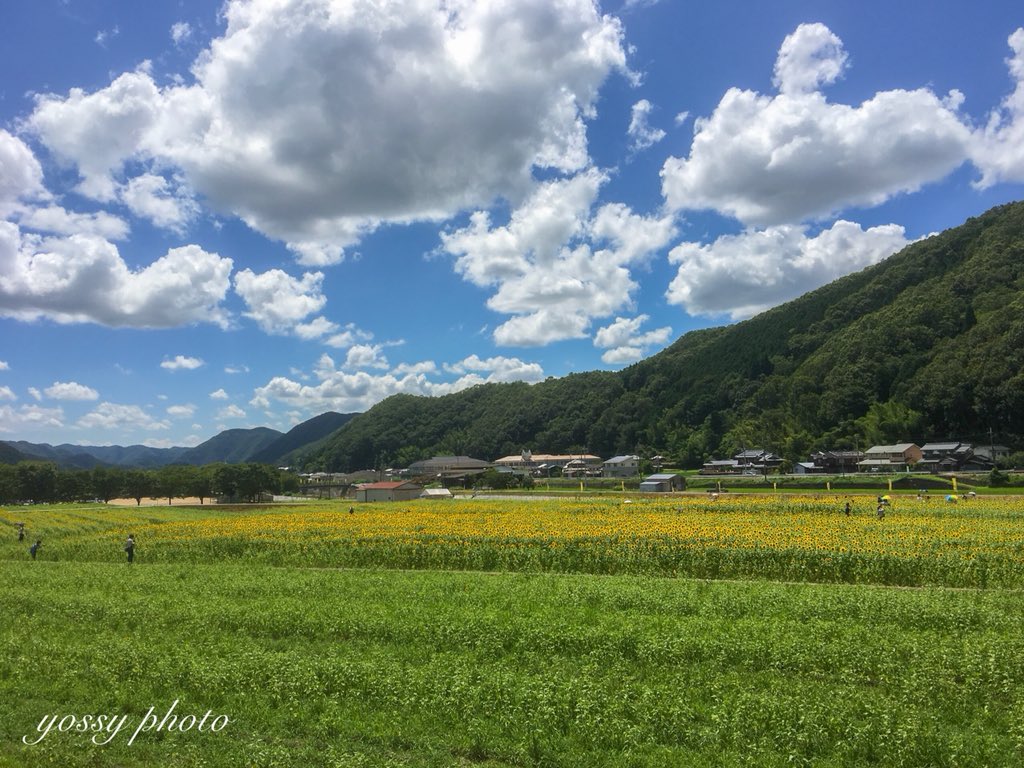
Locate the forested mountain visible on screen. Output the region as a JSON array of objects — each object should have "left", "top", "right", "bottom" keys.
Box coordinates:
[
  {"left": 2, "top": 413, "right": 352, "bottom": 469},
  {"left": 178, "top": 427, "right": 284, "bottom": 465},
  {"left": 305, "top": 201, "right": 1024, "bottom": 472},
  {"left": 249, "top": 411, "right": 358, "bottom": 465},
  {"left": 3, "top": 441, "right": 189, "bottom": 468},
  {"left": 0, "top": 442, "right": 26, "bottom": 465}
]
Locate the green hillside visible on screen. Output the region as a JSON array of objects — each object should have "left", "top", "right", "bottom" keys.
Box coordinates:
[
  {"left": 0, "top": 442, "right": 25, "bottom": 465},
  {"left": 249, "top": 411, "right": 358, "bottom": 465},
  {"left": 304, "top": 201, "right": 1024, "bottom": 472},
  {"left": 178, "top": 427, "right": 284, "bottom": 465}
]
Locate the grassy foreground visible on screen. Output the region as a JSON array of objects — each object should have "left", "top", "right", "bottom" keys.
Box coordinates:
[
  {"left": 2, "top": 497, "right": 1024, "bottom": 766},
  {"left": 2, "top": 561, "right": 1023, "bottom": 768}
]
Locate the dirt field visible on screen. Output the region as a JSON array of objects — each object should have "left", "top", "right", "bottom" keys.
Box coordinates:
[{"left": 105, "top": 497, "right": 206, "bottom": 507}]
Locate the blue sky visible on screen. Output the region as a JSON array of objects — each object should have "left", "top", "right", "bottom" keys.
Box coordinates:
[{"left": 1, "top": 0, "right": 1023, "bottom": 448}]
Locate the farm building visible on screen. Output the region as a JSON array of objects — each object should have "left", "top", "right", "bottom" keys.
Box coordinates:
[
  {"left": 793, "top": 462, "right": 823, "bottom": 475},
  {"left": 858, "top": 444, "right": 922, "bottom": 472},
  {"left": 420, "top": 488, "right": 453, "bottom": 499},
  {"left": 603, "top": 455, "right": 640, "bottom": 478},
  {"left": 639, "top": 473, "right": 685, "bottom": 492},
  {"left": 355, "top": 481, "right": 423, "bottom": 502},
  {"left": 406, "top": 455, "right": 491, "bottom": 475}
]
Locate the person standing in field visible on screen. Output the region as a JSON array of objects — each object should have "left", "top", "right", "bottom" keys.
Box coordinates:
[
  {"left": 17, "top": 523, "right": 25, "bottom": 542},
  {"left": 876, "top": 504, "right": 885, "bottom": 520},
  {"left": 844, "top": 501, "right": 851, "bottom": 516},
  {"left": 124, "top": 534, "right": 135, "bottom": 564},
  {"left": 29, "top": 539, "right": 41, "bottom": 560}
]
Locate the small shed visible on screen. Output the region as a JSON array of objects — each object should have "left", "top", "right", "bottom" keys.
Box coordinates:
[
  {"left": 420, "top": 488, "right": 454, "bottom": 499},
  {"left": 793, "top": 462, "right": 823, "bottom": 475},
  {"left": 355, "top": 481, "right": 423, "bottom": 502},
  {"left": 639, "top": 473, "right": 685, "bottom": 492}
]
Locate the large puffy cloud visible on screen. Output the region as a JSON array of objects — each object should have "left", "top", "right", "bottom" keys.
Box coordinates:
[
  {"left": 972, "top": 28, "right": 1024, "bottom": 186},
  {"left": 26, "top": 0, "right": 629, "bottom": 262},
  {"left": 661, "top": 23, "right": 972, "bottom": 226},
  {"left": 666, "top": 220, "right": 909, "bottom": 320},
  {"left": 251, "top": 352, "right": 544, "bottom": 412},
  {"left": 233, "top": 268, "right": 328, "bottom": 335},
  {"left": 0, "top": 222, "right": 233, "bottom": 327},
  {"left": 441, "top": 170, "right": 676, "bottom": 346}
]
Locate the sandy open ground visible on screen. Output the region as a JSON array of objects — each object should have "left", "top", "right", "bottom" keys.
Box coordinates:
[{"left": 105, "top": 497, "right": 206, "bottom": 507}]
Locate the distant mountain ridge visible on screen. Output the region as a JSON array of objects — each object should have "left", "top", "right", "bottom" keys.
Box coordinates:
[
  {"left": 4, "top": 441, "right": 190, "bottom": 469},
  {"left": 1, "top": 412, "right": 357, "bottom": 469}
]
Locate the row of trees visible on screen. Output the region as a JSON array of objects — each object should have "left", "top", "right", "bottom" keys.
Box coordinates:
[{"left": 0, "top": 462, "right": 299, "bottom": 506}]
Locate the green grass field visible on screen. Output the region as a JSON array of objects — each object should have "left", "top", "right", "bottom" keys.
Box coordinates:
[{"left": 2, "top": 499, "right": 1023, "bottom": 767}]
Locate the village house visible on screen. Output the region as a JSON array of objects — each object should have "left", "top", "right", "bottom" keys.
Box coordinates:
[
  {"left": 700, "top": 459, "right": 741, "bottom": 475},
  {"left": 603, "top": 455, "right": 640, "bottom": 478},
  {"left": 733, "top": 449, "right": 783, "bottom": 474},
  {"left": 857, "top": 443, "right": 922, "bottom": 472},
  {"left": 808, "top": 450, "right": 864, "bottom": 474}
]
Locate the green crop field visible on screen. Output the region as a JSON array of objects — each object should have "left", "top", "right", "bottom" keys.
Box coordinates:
[{"left": 2, "top": 498, "right": 1023, "bottom": 767}]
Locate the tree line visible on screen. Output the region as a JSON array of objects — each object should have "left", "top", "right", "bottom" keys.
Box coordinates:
[{"left": 0, "top": 462, "right": 299, "bottom": 506}]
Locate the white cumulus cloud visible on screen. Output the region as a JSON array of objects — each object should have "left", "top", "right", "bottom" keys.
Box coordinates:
[
  {"left": 0, "top": 130, "right": 46, "bottom": 214},
  {"left": 772, "top": 22, "right": 848, "bottom": 95},
  {"left": 971, "top": 28, "right": 1024, "bottom": 187},
  {"left": 593, "top": 315, "right": 672, "bottom": 364},
  {"left": 17, "top": 205, "right": 129, "bottom": 240},
  {"left": 77, "top": 402, "right": 169, "bottom": 431},
  {"left": 119, "top": 173, "right": 198, "bottom": 232},
  {"left": 166, "top": 403, "right": 197, "bottom": 418},
  {"left": 234, "top": 268, "right": 327, "bottom": 335},
  {"left": 441, "top": 169, "right": 676, "bottom": 347},
  {"left": 217, "top": 404, "right": 246, "bottom": 419},
  {"left": 43, "top": 381, "right": 100, "bottom": 401},
  {"left": 171, "top": 22, "right": 192, "bottom": 45},
  {"left": 344, "top": 344, "right": 390, "bottom": 370},
  {"left": 661, "top": 23, "right": 972, "bottom": 226},
  {"left": 627, "top": 99, "right": 666, "bottom": 152},
  {"left": 665, "top": 219, "right": 909, "bottom": 320},
  {"left": 161, "top": 355, "right": 204, "bottom": 370},
  {"left": 0, "top": 404, "right": 64, "bottom": 431},
  {"left": 0, "top": 223, "right": 232, "bottom": 328},
  {"left": 26, "top": 0, "right": 630, "bottom": 262},
  {"left": 252, "top": 352, "right": 544, "bottom": 413}
]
